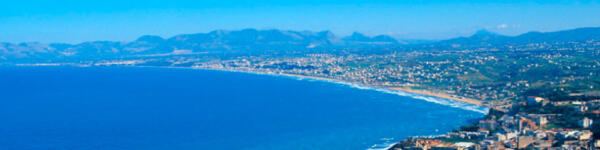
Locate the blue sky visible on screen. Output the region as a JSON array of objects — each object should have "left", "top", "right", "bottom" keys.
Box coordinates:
[{"left": 1, "top": 0, "right": 600, "bottom": 43}]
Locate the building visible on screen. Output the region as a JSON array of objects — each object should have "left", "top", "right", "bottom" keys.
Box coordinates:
[
  {"left": 479, "top": 119, "right": 497, "bottom": 130},
  {"left": 536, "top": 116, "right": 548, "bottom": 127},
  {"left": 574, "top": 105, "right": 589, "bottom": 112},
  {"left": 579, "top": 117, "right": 593, "bottom": 128},
  {"left": 552, "top": 101, "right": 570, "bottom": 106},
  {"left": 455, "top": 142, "right": 475, "bottom": 150},
  {"left": 578, "top": 130, "right": 592, "bottom": 140},
  {"left": 527, "top": 96, "right": 545, "bottom": 105}
]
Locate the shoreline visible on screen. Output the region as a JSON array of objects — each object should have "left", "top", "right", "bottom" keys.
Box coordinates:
[
  {"left": 283, "top": 73, "right": 484, "bottom": 106},
  {"left": 192, "top": 67, "right": 486, "bottom": 107},
  {"left": 386, "top": 87, "right": 484, "bottom": 106}
]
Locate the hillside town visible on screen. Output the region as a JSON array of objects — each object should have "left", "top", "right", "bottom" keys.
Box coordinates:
[{"left": 390, "top": 96, "right": 600, "bottom": 150}]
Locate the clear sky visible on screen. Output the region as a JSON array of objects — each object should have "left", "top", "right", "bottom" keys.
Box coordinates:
[{"left": 1, "top": 0, "right": 600, "bottom": 43}]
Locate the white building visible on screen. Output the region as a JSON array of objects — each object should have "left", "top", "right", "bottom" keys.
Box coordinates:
[{"left": 579, "top": 117, "right": 593, "bottom": 128}]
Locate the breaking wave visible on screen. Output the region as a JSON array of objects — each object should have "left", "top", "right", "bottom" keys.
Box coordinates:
[
  {"left": 293, "top": 76, "right": 489, "bottom": 114},
  {"left": 191, "top": 68, "right": 489, "bottom": 114}
]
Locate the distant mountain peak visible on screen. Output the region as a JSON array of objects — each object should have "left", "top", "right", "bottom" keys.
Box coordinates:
[
  {"left": 473, "top": 29, "right": 497, "bottom": 36},
  {"left": 372, "top": 35, "right": 397, "bottom": 41},
  {"left": 350, "top": 32, "right": 366, "bottom": 36},
  {"left": 317, "top": 30, "right": 335, "bottom": 37},
  {"left": 349, "top": 32, "right": 369, "bottom": 38},
  {"left": 136, "top": 35, "right": 165, "bottom": 43},
  {"left": 343, "top": 32, "right": 373, "bottom": 41},
  {"left": 341, "top": 32, "right": 398, "bottom": 44},
  {"left": 436, "top": 26, "right": 600, "bottom": 48}
]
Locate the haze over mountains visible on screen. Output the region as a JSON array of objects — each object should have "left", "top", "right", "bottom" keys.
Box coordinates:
[
  {"left": 0, "top": 29, "right": 402, "bottom": 60},
  {"left": 436, "top": 27, "right": 600, "bottom": 47},
  {"left": 1, "top": 27, "right": 600, "bottom": 61}
]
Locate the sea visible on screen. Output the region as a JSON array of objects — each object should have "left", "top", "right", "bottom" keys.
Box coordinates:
[{"left": 0, "top": 66, "right": 486, "bottom": 150}]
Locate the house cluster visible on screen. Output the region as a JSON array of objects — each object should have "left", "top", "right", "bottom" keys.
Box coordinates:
[{"left": 390, "top": 96, "right": 600, "bottom": 150}]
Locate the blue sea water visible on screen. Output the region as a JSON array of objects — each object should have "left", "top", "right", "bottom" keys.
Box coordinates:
[{"left": 0, "top": 66, "right": 484, "bottom": 150}]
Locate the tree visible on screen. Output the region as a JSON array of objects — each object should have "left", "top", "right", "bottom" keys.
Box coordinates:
[{"left": 592, "top": 122, "right": 600, "bottom": 140}]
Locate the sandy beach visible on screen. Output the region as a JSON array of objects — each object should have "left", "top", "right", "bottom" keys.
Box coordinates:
[
  {"left": 387, "top": 87, "right": 484, "bottom": 106},
  {"left": 278, "top": 72, "right": 485, "bottom": 106},
  {"left": 187, "top": 66, "right": 486, "bottom": 107}
]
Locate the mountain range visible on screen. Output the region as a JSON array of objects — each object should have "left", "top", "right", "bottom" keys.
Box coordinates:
[
  {"left": 0, "top": 29, "right": 405, "bottom": 61},
  {"left": 435, "top": 27, "right": 600, "bottom": 48},
  {"left": 1, "top": 27, "right": 600, "bottom": 61}
]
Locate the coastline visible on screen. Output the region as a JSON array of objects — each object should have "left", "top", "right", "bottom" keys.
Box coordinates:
[
  {"left": 387, "top": 87, "right": 483, "bottom": 106},
  {"left": 283, "top": 73, "right": 484, "bottom": 106},
  {"left": 193, "top": 67, "right": 486, "bottom": 107}
]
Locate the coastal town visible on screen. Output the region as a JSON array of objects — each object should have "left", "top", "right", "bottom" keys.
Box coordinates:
[
  {"left": 3, "top": 1, "right": 600, "bottom": 149},
  {"left": 8, "top": 29, "right": 600, "bottom": 150},
  {"left": 15, "top": 38, "right": 599, "bottom": 149}
]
